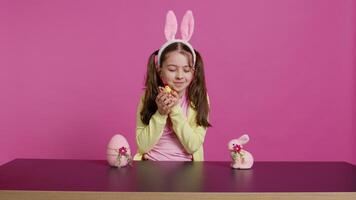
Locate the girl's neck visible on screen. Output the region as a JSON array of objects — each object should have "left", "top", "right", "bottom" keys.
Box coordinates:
[
  {"left": 178, "top": 92, "right": 183, "bottom": 99},
  {"left": 178, "top": 90, "right": 187, "bottom": 100}
]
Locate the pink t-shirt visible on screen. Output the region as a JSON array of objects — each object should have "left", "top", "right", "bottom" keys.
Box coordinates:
[{"left": 144, "top": 93, "right": 193, "bottom": 161}]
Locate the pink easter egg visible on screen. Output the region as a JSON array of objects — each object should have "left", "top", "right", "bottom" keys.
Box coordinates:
[{"left": 106, "top": 134, "right": 132, "bottom": 167}]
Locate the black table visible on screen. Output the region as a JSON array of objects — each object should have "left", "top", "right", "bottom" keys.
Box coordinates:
[{"left": 0, "top": 159, "right": 355, "bottom": 200}]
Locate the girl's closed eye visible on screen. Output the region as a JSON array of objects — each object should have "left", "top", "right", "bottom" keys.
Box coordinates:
[
  {"left": 184, "top": 66, "right": 192, "bottom": 73},
  {"left": 168, "top": 66, "right": 176, "bottom": 72}
]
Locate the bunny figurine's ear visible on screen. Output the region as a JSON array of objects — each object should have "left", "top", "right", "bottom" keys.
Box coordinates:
[
  {"left": 164, "top": 10, "right": 178, "bottom": 41},
  {"left": 237, "top": 134, "right": 250, "bottom": 145},
  {"left": 180, "top": 10, "right": 194, "bottom": 41}
]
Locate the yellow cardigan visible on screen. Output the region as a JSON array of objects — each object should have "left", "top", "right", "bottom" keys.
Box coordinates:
[{"left": 134, "top": 94, "right": 209, "bottom": 161}]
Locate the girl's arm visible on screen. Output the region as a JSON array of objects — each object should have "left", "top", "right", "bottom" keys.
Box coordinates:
[
  {"left": 169, "top": 95, "right": 210, "bottom": 154},
  {"left": 135, "top": 95, "right": 167, "bottom": 153}
]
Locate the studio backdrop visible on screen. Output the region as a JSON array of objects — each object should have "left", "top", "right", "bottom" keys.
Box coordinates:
[{"left": 0, "top": 0, "right": 355, "bottom": 165}]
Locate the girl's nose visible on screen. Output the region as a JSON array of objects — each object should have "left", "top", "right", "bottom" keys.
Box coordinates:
[{"left": 176, "top": 70, "right": 183, "bottom": 79}]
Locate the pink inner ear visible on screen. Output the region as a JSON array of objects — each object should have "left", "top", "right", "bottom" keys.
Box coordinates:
[
  {"left": 180, "top": 10, "right": 194, "bottom": 41},
  {"left": 164, "top": 10, "right": 178, "bottom": 41}
]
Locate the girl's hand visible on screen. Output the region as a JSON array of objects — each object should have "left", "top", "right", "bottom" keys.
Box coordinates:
[
  {"left": 156, "top": 88, "right": 173, "bottom": 115},
  {"left": 166, "top": 90, "right": 179, "bottom": 108}
]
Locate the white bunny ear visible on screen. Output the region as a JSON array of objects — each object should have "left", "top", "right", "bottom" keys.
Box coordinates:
[
  {"left": 237, "top": 134, "right": 250, "bottom": 145},
  {"left": 164, "top": 10, "right": 178, "bottom": 41},
  {"left": 180, "top": 10, "right": 194, "bottom": 41}
]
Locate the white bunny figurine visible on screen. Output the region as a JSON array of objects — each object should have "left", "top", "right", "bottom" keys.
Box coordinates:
[{"left": 228, "top": 134, "right": 254, "bottom": 169}]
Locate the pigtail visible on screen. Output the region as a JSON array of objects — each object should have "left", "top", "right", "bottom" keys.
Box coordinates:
[
  {"left": 141, "top": 50, "right": 163, "bottom": 125},
  {"left": 189, "top": 50, "right": 211, "bottom": 128}
]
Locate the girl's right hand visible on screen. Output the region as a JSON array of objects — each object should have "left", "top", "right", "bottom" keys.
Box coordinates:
[{"left": 155, "top": 87, "right": 172, "bottom": 115}]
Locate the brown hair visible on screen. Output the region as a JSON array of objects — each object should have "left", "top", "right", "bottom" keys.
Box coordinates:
[{"left": 140, "top": 42, "right": 211, "bottom": 128}]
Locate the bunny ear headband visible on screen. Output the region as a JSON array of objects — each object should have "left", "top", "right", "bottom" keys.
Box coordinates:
[{"left": 157, "top": 10, "right": 196, "bottom": 67}]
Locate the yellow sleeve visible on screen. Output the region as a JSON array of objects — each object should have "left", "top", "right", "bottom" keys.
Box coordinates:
[
  {"left": 169, "top": 95, "right": 210, "bottom": 154},
  {"left": 135, "top": 94, "right": 168, "bottom": 153}
]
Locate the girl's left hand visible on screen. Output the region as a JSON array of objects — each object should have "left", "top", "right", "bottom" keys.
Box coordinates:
[
  {"left": 166, "top": 90, "right": 179, "bottom": 109},
  {"left": 158, "top": 86, "right": 180, "bottom": 111}
]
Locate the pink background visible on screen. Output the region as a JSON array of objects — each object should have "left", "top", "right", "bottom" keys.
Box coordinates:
[{"left": 1, "top": 0, "right": 355, "bottom": 165}]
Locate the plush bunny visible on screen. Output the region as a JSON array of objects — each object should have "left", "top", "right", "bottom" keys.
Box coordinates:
[
  {"left": 228, "top": 134, "right": 254, "bottom": 169},
  {"left": 107, "top": 134, "right": 132, "bottom": 168}
]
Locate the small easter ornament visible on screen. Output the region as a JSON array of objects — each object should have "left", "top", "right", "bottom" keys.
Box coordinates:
[
  {"left": 228, "top": 134, "right": 254, "bottom": 169},
  {"left": 164, "top": 85, "right": 173, "bottom": 94},
  {"left": 107, "top": 134, "right": 132, "bottom": 168}
]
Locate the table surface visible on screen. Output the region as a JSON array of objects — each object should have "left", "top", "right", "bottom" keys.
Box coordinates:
[{"left": 0, "top": 159, "right": 355, "bottom": 192}]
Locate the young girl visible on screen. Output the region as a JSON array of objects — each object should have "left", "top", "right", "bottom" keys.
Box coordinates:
[{"left": 133, "top": 10, "right": 211, "bottom": 161}]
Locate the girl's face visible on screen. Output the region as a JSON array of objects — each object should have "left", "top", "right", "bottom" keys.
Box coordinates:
[{"left": 159, "top": 51, "right": 195, "bottom": 98}]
